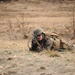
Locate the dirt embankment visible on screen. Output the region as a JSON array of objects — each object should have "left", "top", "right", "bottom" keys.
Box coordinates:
[{"left": 0, "top": 1, "right": 75, "bottom": 42}]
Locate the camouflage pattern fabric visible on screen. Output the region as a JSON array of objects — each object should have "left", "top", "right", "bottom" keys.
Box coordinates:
[
  {"left": 30, "top": 35, "right": 55, "bottom": 52},
  {"left": 30, "top": 27, "right": 74, "bottom": 52},
  {"left": 30, "top": 34, "right": 74, "bottom": 52}
]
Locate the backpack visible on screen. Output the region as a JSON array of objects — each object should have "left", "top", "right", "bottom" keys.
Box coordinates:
[{"left": 45, "top": 32, "right": 74, "bottom": 50}]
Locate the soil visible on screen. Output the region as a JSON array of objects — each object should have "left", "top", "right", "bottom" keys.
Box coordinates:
[{"left": 0, "top": 1, "right": 75, "bottom": 75}]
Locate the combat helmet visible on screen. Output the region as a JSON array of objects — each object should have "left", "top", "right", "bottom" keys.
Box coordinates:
[{"left": 33, "top": 27, "right": 44, "bottom": 37}]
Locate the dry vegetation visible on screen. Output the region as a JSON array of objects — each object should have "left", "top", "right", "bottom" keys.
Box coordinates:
[{"left": 0, "top": 0, "right": 75, "bottom": 75}]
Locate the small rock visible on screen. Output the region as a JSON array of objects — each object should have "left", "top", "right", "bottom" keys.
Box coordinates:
[
  {"left": 40, "top": 66, "right": 46, "bottom": 70},
  {"left": 24, "top": 34, "right": 28, "bottom": 39},
  {"left": 7, "top": 57, "right": 13, "bottom": 60}
]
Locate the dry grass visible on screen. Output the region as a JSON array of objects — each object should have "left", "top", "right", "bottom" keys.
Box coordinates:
[
  {"left": 0, "top": 1, "right": 75, "bottom": 75},
  {"left": 0, "top": 1, "right": 75, "bottom": 41},
  {"left": 40, "top": 50, "right": 61, "bottom": 57}
]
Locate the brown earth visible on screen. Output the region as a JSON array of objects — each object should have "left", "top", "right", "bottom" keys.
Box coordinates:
[{"left": 0, "top": 1, "right": 75, "bottom": 75}]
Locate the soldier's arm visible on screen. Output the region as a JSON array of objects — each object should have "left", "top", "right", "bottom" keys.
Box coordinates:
[
  {"left": 30, "top": 39, "right": 42, "bottom": 52},
  {"left": 30, "top": 39, "right": 38, "bottom": 51},
  {"left": 45, "top": 38, "right": 54, "bottom": 50}
]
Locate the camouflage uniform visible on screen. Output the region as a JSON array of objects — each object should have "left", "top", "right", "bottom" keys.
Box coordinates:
[
  {"left": 30, "top": 28, "right": 55, "bottom": 52},
  {"left": 30, "top": 35, "right": 55, "bottom": 52},
  {"left": 30, "top": 28, "right": 74, "bottom": 52}
]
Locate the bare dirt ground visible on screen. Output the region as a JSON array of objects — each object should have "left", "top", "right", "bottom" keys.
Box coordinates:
[
  {"left": 0, "top": 40, "right": 75, "bottom": 75},
  {"left": 0, "top": 1, "right": 75, "bottom": 75}
]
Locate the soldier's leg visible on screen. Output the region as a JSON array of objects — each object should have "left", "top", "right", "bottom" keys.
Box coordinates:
[{"left": 60, "top": 40, "right": 74, "bottom": 50}]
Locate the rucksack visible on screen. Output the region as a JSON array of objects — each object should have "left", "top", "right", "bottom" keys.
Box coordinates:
[{"left": 45, "top": 32, "right": 74, "bottom": 50}]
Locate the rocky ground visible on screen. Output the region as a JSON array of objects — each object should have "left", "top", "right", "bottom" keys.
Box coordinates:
[{"left": 0, "top": 1, "right": 75, "bottom": 75}]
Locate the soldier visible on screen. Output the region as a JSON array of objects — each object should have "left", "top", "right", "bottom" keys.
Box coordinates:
[{"left": 29, "top": 27, "right": 74, "bottom": 52}]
